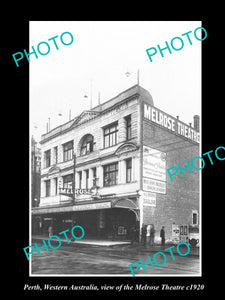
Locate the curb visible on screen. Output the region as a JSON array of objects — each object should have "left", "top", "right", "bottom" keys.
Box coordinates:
[
  {"left": 32, "top": 237, "right": 199, "bottom": 256},
  {"left": 31, "top": 237, "right": 131, "bottom": 248},
  {"left": 126, "top": 245, "right": 199, "bottom": 257}
]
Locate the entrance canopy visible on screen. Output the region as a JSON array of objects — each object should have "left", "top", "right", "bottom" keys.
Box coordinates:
[
  {"left": 32, "top": 201, "right": 112, "bottom": 215},
  {"left": 32, "top": 198, "right": 139, "bottom": 215},
  {"left": 112, "top": 198, "right": 138, "bottom": 210}
]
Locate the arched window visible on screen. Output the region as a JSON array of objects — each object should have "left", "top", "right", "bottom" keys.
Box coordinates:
[{"left": 80, "top": 134, "right": 94, "bottom": 156}]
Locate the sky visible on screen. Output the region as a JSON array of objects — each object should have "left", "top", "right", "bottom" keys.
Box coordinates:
[{"left": 30, "top": 21, "right": 202, "bottom": 143}]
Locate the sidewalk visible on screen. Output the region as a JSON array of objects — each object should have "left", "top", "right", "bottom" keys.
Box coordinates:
[
  {"left": 32, "top": 235, "right": 131, "bottom": 247},
  {"left": 32, "top": 235, "right": 199, "bottom": 256},
  {"left": 125, "top": 242, "right": 200, "bottom": 256}
]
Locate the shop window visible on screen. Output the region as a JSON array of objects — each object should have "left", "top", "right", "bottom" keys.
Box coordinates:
[
  {"left": 44, "top": 149, "right": 51, "bottom": 168},
  {"left": 80, "top": 134, "right": 94, "bottom": 156},
  {"left": 126, "top": 158, "right": 132, "bottom": 183},
  {"left": 63, "top": 141, "right": 73, "bottom": 162},
  {"left": 45, "top": 180, "right": 51, "bottom": 197},
  {"left": 103, "top": 162, "right": 118, "bottom": 186},
  {"left": 103, "top": 122, "right": 118, "bottom": 148},
  {"left": 125, "top": 115, "right": 132, "bottom": 140}
]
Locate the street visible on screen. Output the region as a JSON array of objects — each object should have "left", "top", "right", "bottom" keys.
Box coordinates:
[{"left": 31, "top": 241, "right": 200, "bottom": 276}]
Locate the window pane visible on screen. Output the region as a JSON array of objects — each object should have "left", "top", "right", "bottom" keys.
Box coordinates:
[
  {"left": 109, "top": 134, "right": 113, "bottom": 146},
  {"left": 127, "top": 169, "right": 131, "bottom": 182},
  {"left": 64, "top": 141, "right": 73, "bottom": 150},
  {"left": 126, "top": 115, "right": 132, "bottom": 140},
  {"left": 103, "top": 123, "right": 118, "bottom": 148},
  {"left": 45, "top": 150, "right": 51, "bottom": 167},
  {"left": 126, "top": 159, "right": 132, "bottom": 182},
  {"left": 103, "top": 163, "right": 118, "bottom": 186},
  {"left": 81, "top": 146, "right": 86, "bottom": 156},
  {"left": 193, "top": 213, "right": 197, "bottom": 224},
  {"left": 104, "top": 135, "right": 109, "bottom": 148},
  {"left": 55, "top": 178, "right": 58, "bottom": 195},
  {"left": 80, "top": 135, "right": 94, "bottom": 155},
  {"left": 46, "top": 180, "right": 50, "bottom": 196},
  {"left": 113, "top": 132, "right": 116, "bottom": 145}
]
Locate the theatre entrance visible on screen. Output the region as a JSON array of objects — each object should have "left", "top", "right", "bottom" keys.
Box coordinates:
[{"left": 33, "top": 206, "right": 139, "bottom": 241}]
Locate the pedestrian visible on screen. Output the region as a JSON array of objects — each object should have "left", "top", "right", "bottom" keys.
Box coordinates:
[
  {"left": 150, "top": 224, "right": 155, "bottom": 246},
  {"left": 112, "top": 223, "right": 117, "bottom": 241},
  {"left": 135, "top": 226, "right": 139, "bottom": 243},
  {"left": 141, "top": 224, "right": 147, "bottom": 246},
  {"left": 48, "top": 224, "right": 53, "bottom": 237},
  {"left": 146, "top": 224, "right": 151, "bottom": 244},
  {"left": 160, "top": 226, "right": 165, "bottom": 246},
  {"left": 39, "top": 220, "right": 42, "bottom": 235}
]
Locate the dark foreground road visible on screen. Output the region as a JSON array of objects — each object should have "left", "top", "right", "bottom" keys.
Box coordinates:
[{"left": 30, "top": 242, "right": 200, "bottom": 276}]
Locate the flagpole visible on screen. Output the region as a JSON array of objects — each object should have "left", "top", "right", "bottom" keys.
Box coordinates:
[
  {"left": 90, "top": 79, "right": 93, "bottom": 109},
  {"left": 137, "top": 69, "right": 140, "bottom": 85}
]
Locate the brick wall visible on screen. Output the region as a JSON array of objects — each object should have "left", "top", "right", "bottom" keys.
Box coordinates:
[{"left": 142, "top": 120, "right": 200, "bottom": 241}]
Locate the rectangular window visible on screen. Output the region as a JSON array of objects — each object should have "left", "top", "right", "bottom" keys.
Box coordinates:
[
  {"left": 44, "top": 150, "right": 51, "bottom": 168},
  {"left": 192, "top": 211, "right": 198, "bottom": 225},
  {"left": 103, "top": 162, "right": 118, "bottom": 186},
  {"left": 63, "top": 141, "right": 73, "bottom": 162},
  {"left": 125, "top": 115, "right": 132, "bottom": 140},
  {"left": 103, "top": 122, "right": 118, "bottom": 148},
  {"left": 92, "top": 167, "right": 97, "bottom": 187},
  {"left": 54, "top": 146, "right": 58, "bottom": 164},
  {"left": 92, "top": 167, "right": 97, "bottom": 178},
  {"left": 78, "top": 171, "right": 82, "bottom": 189},
  {"left": 63, "top": 174, "right": 73, "bottom": 189},
  {"left": 54, "top": 178, "right": 58, "bottom": 195},
  {"left": 45, "top": 180, "right": 51, "bottom": 197},
  {"left": 85, "top": 170, "right": 89, "bottom": 189},
  {"left": 126, "top": 158, "right": 132, "bottom": 183}
]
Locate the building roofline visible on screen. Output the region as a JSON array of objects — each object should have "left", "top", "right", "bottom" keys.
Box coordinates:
[{"left": 40, "top": 84, "right": 147, "bottom": 144}]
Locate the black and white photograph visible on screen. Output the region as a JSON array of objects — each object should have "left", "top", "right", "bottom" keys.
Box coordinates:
[
  {"left": 8, "top": 16, "right": 223, "bottom": 296},
  {"left": 29, "top": 21, "right": 201, "bottom": 277}
]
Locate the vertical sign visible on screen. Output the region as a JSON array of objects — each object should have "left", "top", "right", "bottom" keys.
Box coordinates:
[
  {"left": 143, "top": 146, "right": 166, "bottom": 196},
  {"left": 143, "top": 191, "right": 156, "bottom": 207}
]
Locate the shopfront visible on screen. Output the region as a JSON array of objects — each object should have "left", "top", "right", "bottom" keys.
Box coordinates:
[{"left": 32, "top": 198, "right": 139, "bottom": 240}]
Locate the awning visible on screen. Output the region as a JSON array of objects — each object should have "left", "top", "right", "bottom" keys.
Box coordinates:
[
  {"left": 112, "top": 198, "right": 139, "bottom": 210},
  {"left": 32, "top": 197, "right": 139, "bottom": 216},
  {"left": 32, "top": 201, "right": 112, "bottom": 215}
]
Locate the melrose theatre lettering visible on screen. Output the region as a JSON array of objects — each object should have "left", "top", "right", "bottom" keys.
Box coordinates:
[{"left": 144, "top": 104, "right": 200, "bottom": 143}]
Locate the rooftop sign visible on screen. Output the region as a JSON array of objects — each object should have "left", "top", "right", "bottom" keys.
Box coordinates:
[{"left": 143, "top": 103, "right": 200, "bottom": 143}]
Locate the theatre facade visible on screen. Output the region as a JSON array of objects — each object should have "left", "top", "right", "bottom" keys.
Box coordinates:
[{"left": 32, "top": 84, "right": 200, "bottom": 242}]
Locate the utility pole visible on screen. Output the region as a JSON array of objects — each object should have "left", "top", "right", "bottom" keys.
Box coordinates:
[
  {"left": 90, "top": 79, "right": 93, "bottom": 109},
  {"left": 72, "top": 153, "right": 76, "bottom": 204}
]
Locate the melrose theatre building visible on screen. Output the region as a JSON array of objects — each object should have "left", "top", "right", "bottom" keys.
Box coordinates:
[{"left": 32, "top": 84, "right": 200, "bottom": 243}]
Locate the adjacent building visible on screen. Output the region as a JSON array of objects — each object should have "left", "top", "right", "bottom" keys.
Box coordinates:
[
  {"left": 32, "top": 84, "right": 200, "bottom": 242},
  {"left": 31, "top": 136, "right": 41, "bottom": 208}
]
